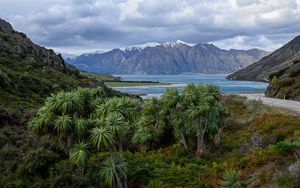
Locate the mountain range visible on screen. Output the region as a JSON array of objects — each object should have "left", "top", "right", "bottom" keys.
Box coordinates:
[
  {"left": 227, "top": 35, "right": 300, "bottom": 100},
  {"left": 65, "top": 40, "right": 269, "bottom": 75}
]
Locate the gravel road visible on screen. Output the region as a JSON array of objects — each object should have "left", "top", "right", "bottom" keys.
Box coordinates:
[{"left": 238, "top": 93, "right": 300, "bottom": 114}]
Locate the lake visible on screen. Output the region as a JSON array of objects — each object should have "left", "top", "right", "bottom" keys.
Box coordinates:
[{"left": 112, "top": 74, "right": 269, "bottom": 98}]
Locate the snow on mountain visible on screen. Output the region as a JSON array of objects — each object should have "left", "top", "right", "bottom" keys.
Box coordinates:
[
  {"left": 161, "top": 40, "right": 194, "bottom": 47},
  {"left": 59, "top": 53, "right": 78, "bottom": 60},
  {"left": 82, "top": 50, "right": 106, "bottom": 56},
  {"left": 122, "top": 42, "right": 161, "bottom": 52},
  {"left": 121, "top": 40, "right": 195, "bottom": 51}
]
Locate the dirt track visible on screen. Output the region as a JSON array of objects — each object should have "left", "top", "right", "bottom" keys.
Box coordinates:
[{"left": 238, "top": 93, "right": 300, "bottom": 114}]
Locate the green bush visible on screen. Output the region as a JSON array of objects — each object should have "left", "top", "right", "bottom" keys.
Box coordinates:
[
  {"left": 18, "top": 148, "right": 60, "bottom": 177},
  {"left": 275, "top": 139, "right": 300, "bottom": 154}
]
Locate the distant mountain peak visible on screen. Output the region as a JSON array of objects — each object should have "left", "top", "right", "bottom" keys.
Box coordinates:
[
  {"left": 122, "top": 42, "right": 161, "bottom": 52},
  {"left": 122, "top": 40, "right": 194, "bottom": 51},
  {"left": 82, "top": 50, "right": 106, "bottom": 56},
  {"left": 162, "top": 40, "right": 193, "bottom": 47}
]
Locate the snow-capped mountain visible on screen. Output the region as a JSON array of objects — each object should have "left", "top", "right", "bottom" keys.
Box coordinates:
[
  {"left": 64, "top": 41, "right": 269, "bottom": 75},
  {"left": 161, "top": 40, "right": 194, "bottom": 47},
  {"left": 122, "top": 42, "right": 161, "bottom": 52},
  {"left": 59, "top": 53, "right": 78, "bottom": 60}
]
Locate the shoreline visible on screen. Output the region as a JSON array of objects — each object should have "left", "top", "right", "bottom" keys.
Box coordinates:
[{"left": 104, "top": 81, "right": 173, "bottom": 87}]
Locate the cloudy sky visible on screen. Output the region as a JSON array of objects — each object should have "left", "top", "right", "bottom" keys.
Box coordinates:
[{"left": 1, "top": 0, "right": 300, "bottom": 54}]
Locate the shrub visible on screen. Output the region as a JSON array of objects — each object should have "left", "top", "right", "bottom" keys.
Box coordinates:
[
  {"left": 275, "top": 139, "right": 300, "bottom": 154},
  {"left": 18, "top": 148, "right": 59, "bottom": 177},
  {"left": 220, "top": 169, "right": 242, "bottom": 188}
]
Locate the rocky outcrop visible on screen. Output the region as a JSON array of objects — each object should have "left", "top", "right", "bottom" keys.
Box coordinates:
[
  {"left": 0, "top": 18, "right": 78, "bottom": 75},
  {"left": 0, "top": 18, "right": 103, "bottom": 109},
  {"left": 265, "top": 53, "right": 300, "bottom": 100},
  {"left": 227, "top": 36, "right": 300, "bottom": 82},
  {"left": 227, "top": 35, "right": 300, "bottom": 100},
  {"left": 66, "top": 41, "right": 268, "bottom": 74}
]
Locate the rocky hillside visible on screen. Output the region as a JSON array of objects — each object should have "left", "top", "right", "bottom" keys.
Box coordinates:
[
  {"left": 227, "top": 35, "right": 300, "bottom": 100},
  {"left": 0, "top": 18, "right": 102, "bottom": 112},
  {"left": 265, "top": 52, "right": 300, "bottom": 100},
  {"left": 66, "top": 40, "right": 269, "bottom": 74}
]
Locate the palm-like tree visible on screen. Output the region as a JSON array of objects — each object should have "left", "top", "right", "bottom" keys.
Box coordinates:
[
  {"left": 183, "top": 84, "right": 217, "bottom": 155},
  {"left": 90, "top": 87, "right": 105, "bottom": 98},
  {"left": 90, "top": 126, "right": 114, "bottom": 151},
  {"left": 210, "top": 105, "right": 229, "bottom": 146},
  {"left": 143, "top": 98, "right": 164, "bottom": 131},
  {"left": 54, "top": 114, "right": 73, "bottom": 139},
  {"left": 70, "top": 141, "right": 89, "bottom": 174},
  {"left": 100, "top": 155, "right": 127, "bottom": 188},
  {"left": 206, "top": 84, "right": 221, "bottom": 102},
  {"left": 74, "top": 118, "right": 89, "bottom": 139},
  {"left": 96, "top": 98, "right": 121, "bottom": 118},
  {"left": 118, "top": 97, "right": 141, "bottom": 123},
  {"left": 187, "top": 102, "right": 209, "bottom": 155},
  {"left": 27, "top": 116, "right": 43, "bottom": 134},
  {"left": 75, "top": 87, "right": 95, "bottom": 115},
  {"left": 182, "top": 84, "right": 203, "bottom": 105},
  {"left": 161, "top": 88, "right": 180, "bottom": 109},
  {"left": 28, "top": 108, "right": 54, "bottom": 134},
  {"left": 106, "top": 113, "right": 126, "bottom": 151},
  {"left": 132, "top": 124, "right": 152, "bottom": 152},
  {"left": 171, "top": 110, "right": 188, "bottom": 149}
]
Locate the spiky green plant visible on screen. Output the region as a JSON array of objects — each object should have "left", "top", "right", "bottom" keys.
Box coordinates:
[
  {"left": 54, "top": 114, "right": 73, "bottom": 138},
  {"left": 220, "top": 169, "right": 242, "bottom": 188},
  {"left": 70, "top": 141, "right": 89, "bottom": 174},
  {"left": 132, "top": 125, "right": 151, "bottom": 146},
  {"left": 74, "top": 118, "right": 89, "bottom": 138},
  {"left": 100, "top": 155, "right": 127, "bottom": 188},
  {"left": 90, "top": 127, "right": 114, "bottom": 150}
]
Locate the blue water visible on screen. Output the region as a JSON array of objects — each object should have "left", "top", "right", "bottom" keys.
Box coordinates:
[{"left": 112, "top": 74, "right": 268, "bottom": 98}]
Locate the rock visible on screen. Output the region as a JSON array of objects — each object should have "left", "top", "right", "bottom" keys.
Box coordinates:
[
  {"left": 0, "top": 18, "right": 13, "bottom": 31},
  {"left": 288, "top": 161, "right": 300, "bottom": 179}
]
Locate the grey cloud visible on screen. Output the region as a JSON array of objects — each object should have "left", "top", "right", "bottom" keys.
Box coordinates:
[{"left": 4, "top": 0, "right": 300, "bottom": 53}]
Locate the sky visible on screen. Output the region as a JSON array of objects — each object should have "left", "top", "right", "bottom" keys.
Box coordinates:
[{"left": 0, "top": 0, "right": 300, "bottom": 54}]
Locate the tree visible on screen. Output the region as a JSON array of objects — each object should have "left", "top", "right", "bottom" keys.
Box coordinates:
[
  {"left": 54, "top": 114, "right": 73, "bottom": 143},
  {"left": 161, "top": 88, "right": 180, "bottom": 110},
  {"left": 90, "top": 126, "right": 114, "bottom": 151},
  {"left": 74, "top": 118, "right": 89, "bottom": 139},
  {"left": 143, "top": 98, "right": 164, "bottom": 138},
  {"left": 70, "top": 141, "right": 89, "bottom": 175},
  {"left": 171, "top": 110, "right": 188, "bottom": 149},
  {"left": 106, "top": 113, "right": 126, "bottom": 151},
  {"left": 187, "top": 101, "right": 210, "bottom": 155},
  {"left": 132, "top": 118, "right": 152, "bottom": 152},
  {"left": 210, "top": 105, "right": 229, "bottom": 146},
  {"left": 100, "top": 155, "right": 128, "bottom": 188}
]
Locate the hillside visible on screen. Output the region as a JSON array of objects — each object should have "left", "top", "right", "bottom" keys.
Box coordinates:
[
  {"left": 0, "top": 18, "right": 127, "bottom": 128},
  {"left": 66, "top": 41, "right": 269, "bottom": 74},
  {"left": 227, "top": 36, "right": 300, "bottom": 82},
  {"left": 227, "top": 35, "right": 300, "bottom": 100},
  {"left": 265, "top": 52, "right": 300, "bottom": 100}
]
